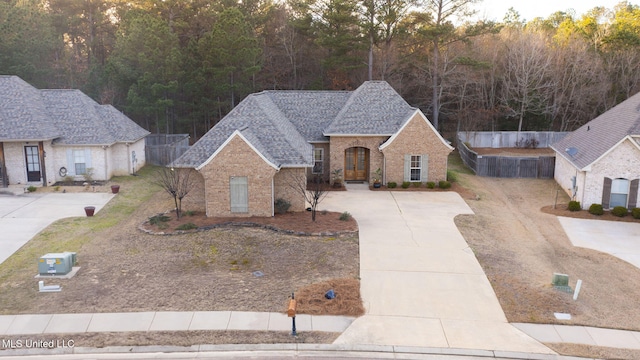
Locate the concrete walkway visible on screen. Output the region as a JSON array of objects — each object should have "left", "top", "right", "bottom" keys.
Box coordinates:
[
  {"left": 321, "top": 184, "right": 552, "bottom": 354},
  {"left": 0, "top": 312, "right": 353, "bottom": 335},
  {"left": 558, "top": 216, "right": 640, "bottom": 269},
  {"left": 0, "top": 192, "right": 114, "bottom": 264}
]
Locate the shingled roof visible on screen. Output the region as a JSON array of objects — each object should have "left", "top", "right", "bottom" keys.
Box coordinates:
[
  {"left": 551, "top": 91, "right": 640, "bottom": 170},
  {"left": 0, "top": 75, "right": 149, "bottom": 144},
  {"left": 174, "top": 81, "right": 418, "bottom": 169}
]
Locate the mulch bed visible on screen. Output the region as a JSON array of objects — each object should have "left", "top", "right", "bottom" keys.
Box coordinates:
[
  {"left": 141, "top": 210, "right": 358, "bottom": 236},
  {"left": 542, "top": 204, "right": 640, "bottom": 223}
]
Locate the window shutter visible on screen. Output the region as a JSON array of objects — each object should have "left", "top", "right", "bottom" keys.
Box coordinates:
[
  {"left": 602, "top": 177, "right": 612, "bottom": 209},
  {"left": 404, "top": 155, "right": 410, "bottom": 182},
  {"left": 230, "top": 177, "right": 249, "bottom": 213},
  {"left": 84, "top": 148, "right": 92, "bottom": 170},
  {"left": 421, "top": 154, "right": 429, "bottom": 182},
  {"left": 628, "top": 179, "right": 639, "bottom": 209},
  {"left": 66, "top": 149, "right": 75, "bottom": 176}
]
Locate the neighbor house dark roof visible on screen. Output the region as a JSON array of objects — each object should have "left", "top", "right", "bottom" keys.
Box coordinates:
[
  {"left": 173, "top": 81, "right": 418, "bottom": 169},
  {"left": 0, "top": 75, "right": 149, "bottom": 144},
  {"left": 551, "top": 91, "right": 640, "bottom": 169}
]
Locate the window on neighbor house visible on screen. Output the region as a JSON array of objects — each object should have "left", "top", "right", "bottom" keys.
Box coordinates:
[
  {"left": 410, "top": 155, "right": 421, "bottom": 181},
  {"left": 313, "top": 148, "right": 323, "bottom": 174},
  {"left": 610, "top": 178, "right": 630, "bottom": 208},
  {"left": 73, "top": 149, "right": 86, "bottom": 175}
]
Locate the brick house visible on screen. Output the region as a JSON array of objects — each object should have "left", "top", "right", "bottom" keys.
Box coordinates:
[
  {"left": 0, "top": 76, "right": 149, "bottom": 188},
  {"left": 551, "top": 91, "right": 640, "bottom": 210},
  {"left": 173, "top": 81, "right": 453, "bottom": 217}
]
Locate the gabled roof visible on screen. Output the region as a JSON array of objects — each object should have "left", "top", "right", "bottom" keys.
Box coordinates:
[
  {"left": 323, "top": 81, "right": 416, "bottom": 136},
  {"left": 0, "top": 75, "right": 149, "bottom": 144},
  {"left": 551, "top": 91, "right": 640, "bottom": 170},
  {"left": 172, "top": 94, "right": 312, "bottom": 168},
  {"left": 174, "top": 81, "right": 426, "bottom": 169}
]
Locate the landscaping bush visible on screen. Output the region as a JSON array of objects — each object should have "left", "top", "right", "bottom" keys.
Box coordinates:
[
  {"left": 401, "top": 181, "right": 410, "bottom": 189},
  {"left": 588, "top": 204, "right": 604, "bottom": 215},
  {"left": 339, "top": 211, "right": 352, "bottom": 221},
  {"left": 27, "top": 186, "right": 37, "bottom": 192},
  {"left": 426, "top": 181, "right": 436, "bottom": 189},
  {"left": 447, "top": 170, "right": 458, "bottom": 182},
  {"left": 176, "top": 223, "right": 197, "bottom": 231},
  {"left": 632, "top": 208, "right": 640, "bottom": 219},
  {"left": 274, "top": 198, "right": 291, "bottom": 214},
  {"left": 387, "top": 182, "right": 397, "bottom": 188},
  {"left": 568, "top": 201, "right": 581, "bottom": 211},
  {"left": 438, "top": 180, "right": 451, "bottom": 189},
  {"left": 183, "top": 210, "right": 195, "bottom": 216},
  {"left": 412, "top": 182, "right": 422, "bottom": 188},
  {"left": 611, "top": 206, "right": 628, "bottom": 217},
  {"left": 149, "top": 214, "right": 170, "bottom": 225}
]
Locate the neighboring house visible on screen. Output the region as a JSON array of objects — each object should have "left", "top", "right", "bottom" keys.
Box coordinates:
[
  {"left": 173, "top": 81, "right": 453, "bottom": 217},
  {"left": 0, "top": 76, "right": 149, "bottom": 188},
  {"left": 551, "top": 92, "right": 640, "bottom": 210}
]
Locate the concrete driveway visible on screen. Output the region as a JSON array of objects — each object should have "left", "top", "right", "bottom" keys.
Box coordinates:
[
  {"left": 558, "top": 217, "right": 640, "bottom": 269},
  {"left": 321, "top": 184, "right": 552, "bottom": 354},
  {"left": 0, "top": 192, "right": 114, "bottom": 264}
]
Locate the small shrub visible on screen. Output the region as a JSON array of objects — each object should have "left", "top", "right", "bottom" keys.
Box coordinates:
[
  {"left": 567, "top": 201, "right": 581, "bottom": 211},
  {"left": 611, "top": 206, "right": 628, "bottom": 217},
  {"left": 387, "top": 182, "right": 397, "bottom": 188},
  {"left": 438, "top": 180, "right": 451, "bottom": 189},
  {"left": 588, "top": 204, "right": 604, "bottom": 215},
  {"left": 412, "top": 182, "right": 422, "bottom": 188},
  {"left": 339, "top": 211, "right": 352, "bottom": 221},
  {"left": 64, "top": 175, "right": 75, "bottom": 184},
  {"left": 83, "top": 167, "right": 94, "bottom": 182},
  {"left": 27, "top": 186, "right": 37, "bottom": 192},
  {"left": 149, "top": 214, "right": 171, "bottom": 225},
  {"left": 447, "top": 170, "right": 458, "bottom": 182},
  {"left": 53, "top": 186, "right": 60, "bottom": 192},
  {"left": 176, "top": 223, "right": 197, "bottom": 231},
  {"left": 632, "top": 208, "right": 640, "bottom": 219},
  {"left": 401, "top": 181, "right": 410, "bottom": 189},
  {"left": 426, "top": 181, "right": 436, "bottom": 189},
  {"left": 183, "top": 210, "right": 195, "bottom": 216},
  {"left": 274, "top": 198, "right": 291, "bottom": 214}
]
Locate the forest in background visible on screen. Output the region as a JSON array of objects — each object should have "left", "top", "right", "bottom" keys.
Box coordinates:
[{"left": 1, "top": 0, "right": 640, "bottom": 139}]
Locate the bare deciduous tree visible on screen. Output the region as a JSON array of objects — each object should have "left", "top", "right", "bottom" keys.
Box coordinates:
[
  {"left": 154, "top": 167, "right": 193, "bottom": 219},
  {"left": 286, "top": 171, "right": 328, "bottom": 222}
]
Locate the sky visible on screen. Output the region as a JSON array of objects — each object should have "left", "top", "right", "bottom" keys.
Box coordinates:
[{"left": 472, "top": 0, "right": 639, "bottom": 22}]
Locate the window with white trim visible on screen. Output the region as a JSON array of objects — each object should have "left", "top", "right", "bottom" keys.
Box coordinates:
[
  {"left": 610, "top": 178, "right": 630, "bottom": 208},
  {"left": 410, "top": 155, "right": 421, "bottom": 181},
  {"left": 313, "top": 148, "right": 323, "bottom": 174},
  {"left": 73, "top": 149, "right": 86, "bottom": 175}
]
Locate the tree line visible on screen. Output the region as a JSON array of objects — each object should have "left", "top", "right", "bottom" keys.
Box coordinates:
[{"left": 2, "top": 0, "right": 639, "bottom": 138}]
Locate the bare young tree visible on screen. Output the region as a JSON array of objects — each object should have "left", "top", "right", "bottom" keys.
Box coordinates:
[
  {"left": 286, "top": 171, "right": 328, "bottom": 222},
  {"left": 154, "top": 167, "right": 193, "bottom": 219}
]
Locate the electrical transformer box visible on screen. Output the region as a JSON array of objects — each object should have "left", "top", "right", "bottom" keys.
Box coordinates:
[{"left": 38, "top": 252, "right": 76, "bottom": 275}]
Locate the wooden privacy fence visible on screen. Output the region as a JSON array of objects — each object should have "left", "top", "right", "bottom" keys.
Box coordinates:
[
  {"left": 145, "top": 134, "right": 190, "bottom": 166},
  {"left": 457, "top": 133, "right": 558, "bottom": 179}
]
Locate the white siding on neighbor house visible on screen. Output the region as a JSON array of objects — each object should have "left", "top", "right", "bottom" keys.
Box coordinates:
[
  {"left": 110, "top": 139, "right": 146, "bottom": 177},
  {"left": 4, "top": 142, "right": 27, "bottom": 185},
  {"left": 584, "top": 139, "right": 640, "bottom": 209},
  {"left": 554, "top": 153, "right": 586, "bottom": 207}
]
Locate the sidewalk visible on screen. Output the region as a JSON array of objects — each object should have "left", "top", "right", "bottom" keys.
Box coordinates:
[{"left": 0, "top": 311, "right": 353, "bottom": 335}]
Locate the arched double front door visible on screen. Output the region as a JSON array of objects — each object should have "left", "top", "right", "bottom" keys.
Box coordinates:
[{"left": 344, "top": 147, "right": 369, "bottom": 181}]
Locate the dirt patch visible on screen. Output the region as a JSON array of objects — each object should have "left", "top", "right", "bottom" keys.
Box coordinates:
[
  {"left": 141, "top": 210, "right": 358, "bottom": 236},
  {"left": 454, "top": 175, "right": 640, "bottom": 332},
  {"left": 545, "top": 343, "right": 640, "bottom": 360},
  {"left": 471, "top": 147, "right": 555, "bottom": 157},
  {"left": 293, "top": 278, "right": 365, "bottom": 317}
]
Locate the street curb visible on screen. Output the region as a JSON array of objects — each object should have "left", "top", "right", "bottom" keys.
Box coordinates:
[{"left": 0, "top": 343, "right": 600, "bottom": 359}]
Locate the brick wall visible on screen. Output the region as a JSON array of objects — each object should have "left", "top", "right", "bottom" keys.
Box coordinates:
[
  {"left": 583, "top": 139, "right": 640, "bottom": 209},
  {"left": 200, "top": 135, "right": 277, "bottom": 217},
  {"left": 381, "top": 112, "right": 452, "bottom": 184},
  {"left": 182, "top": 169, "right": 206, "bottom": 213},
  {"left": 274, "top": 167, "right": 307, "bottom": 212},
  {"left": 329, "top": 136, "right": 387, "bottom": 185}
]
